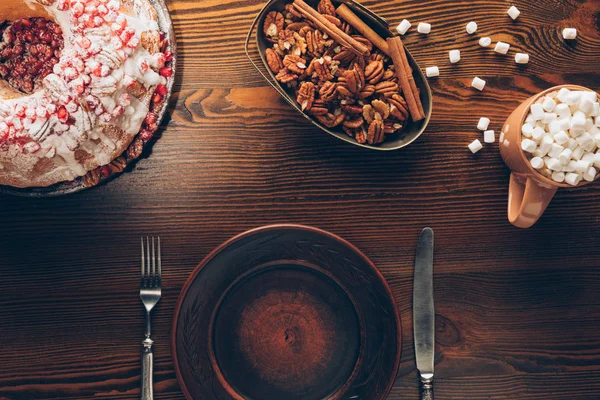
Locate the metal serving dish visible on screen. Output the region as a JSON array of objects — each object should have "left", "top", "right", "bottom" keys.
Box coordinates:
[
  {"left": 245, "top": 0, "right": 432, "bottom": 151},
  {"left": 0, "top": 0, "right": 176, "bottom": 197}
]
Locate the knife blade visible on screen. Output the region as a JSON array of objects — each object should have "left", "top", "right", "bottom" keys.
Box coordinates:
[{"left": 414, "top": 227, "right": 435, "bottom": 400}]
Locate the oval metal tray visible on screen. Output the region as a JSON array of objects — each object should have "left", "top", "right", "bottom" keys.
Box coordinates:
[{"left": 0, "top": 0, "right": 177, "bottom": 197}]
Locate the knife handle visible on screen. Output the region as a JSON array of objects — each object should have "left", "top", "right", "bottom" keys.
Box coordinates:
[{"left": 420, "top": 377, "right": 433, "bottom": 400}]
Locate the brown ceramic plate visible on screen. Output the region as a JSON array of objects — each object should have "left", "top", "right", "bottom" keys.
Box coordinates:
[
  {"left": 245, "top": 0, "right": 432, "bottom": 151},
  {"left": 172, "top": 224, "right": 401, "bottom": 400}
]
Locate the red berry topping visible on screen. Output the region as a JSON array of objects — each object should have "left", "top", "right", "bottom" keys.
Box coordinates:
[
  {"left": 155, "top": 84, "right": 167, "bottom": 96},
  {"left": 158, "top": 67, "right": 172, "bottom": 78}
]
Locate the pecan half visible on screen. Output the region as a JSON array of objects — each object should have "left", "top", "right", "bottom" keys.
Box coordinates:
[
  {"left": 297, "top": 82, "right": 315, "bottom": 111},
  {"left": 287, "top": 22, "right": 310, "bottom": 32},
  {"left": 341, "top": 104, "right": 363, "bottom": 115},
  {"left": 317, "top": 0, "right": 336, "bottom": 16},
  {"left": 388, "top": 94, "right": 410, "bottom": 121},
  {"left": 309, "top": 99, "right": 329, "bottom": 116},
  {"left": 371, "top": 99, "right": 390, "bottom": 120},
  {"left": 319, "top": 81, "right": 338, "bottom": 102},
  {"left": 343, "top": 116, "right": 364, "bottom": 129},
  {"left": 276, "top": 68, "right": 298, "bottom": 83},
  {"left": 278, "top": 29, "right": 296, "bottom": 50},
  {"left": 285, "top": 3, "right": 303, "bottom": 20},
  {"left": 127, "top": 137, "right": 144, "bottom": 160},
  {"left": 292, "top": 32, "right": 307, "bottom": 56},
  {"left": 340, "top": 67, "right": 364, "bottom": 94},
  {"left": 298, "top": 25, "right": 312, "bottom": 38},
  {"left": 323, "top": 15, "right": 342, "bottom": 27},
  {"left": 367, "top": 120, "right": 385, "bottom": 145},
  {"left": 384, "top": 120, "right": 403, "bottom": 134},
  {"left": 283, "top": 55, "right": 307, "bottom": 74},
  {"left": 375, "top": 80, "right": 399, "bottom": 98},
  {"left": 352, "top": 36, "right": 373, "bottom": 54},
  {"left": 355, "top": 128, "right": 367, "bottom": 144},
  {"left": 82, "top": 168, "right": 101, "bottom": 187},
  {"left": 316, "top": 111, "right": 346, "bottom": 128},
  {"left": 109, "top": 156, "right": 127, "bottom": 173},
  {"left": 307, "top": 58, "right": 333, "bottom": 82},
  {"left": 266, "top": 48, "right": 283, "bottom": 73},
  {"left": 333, "top": 49, "right": 356, "bottom": 66},
  {"left": 358, "top": 84, "right": 376, "bottom": 99},
  {"left": 365, "top": 61, "right": 384, "bottom": 84},
  {"left": 264, "top": 11, "right": 285, "bottom": 40},
  {"left": 383, "top": 68, "right": 396, "bottom": 81},
  {"left": 306, "top": 30, "right": 325, "bottom": 57}
]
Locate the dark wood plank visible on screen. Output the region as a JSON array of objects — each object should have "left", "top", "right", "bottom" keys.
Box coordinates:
[{"left": 1, "top": 0, "right": 600, "bottom": 399}]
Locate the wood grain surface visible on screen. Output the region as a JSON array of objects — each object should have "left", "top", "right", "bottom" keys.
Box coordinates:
[{"left": 1, "top": 0, "right": 600, "bottom": 399}]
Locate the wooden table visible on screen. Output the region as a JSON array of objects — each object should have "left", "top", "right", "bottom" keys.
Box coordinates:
[{"left": 1, "top": 0, "right": 600, "bottom": 399}]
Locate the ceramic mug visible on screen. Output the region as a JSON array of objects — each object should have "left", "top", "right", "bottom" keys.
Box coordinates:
[{"left": 499, "top": 85, "right": 598, "bottom": 228}]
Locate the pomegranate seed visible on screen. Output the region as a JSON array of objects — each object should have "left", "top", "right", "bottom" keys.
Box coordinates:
[
  {"left": 152, "top": 93, "right": 163, "bottom": 105},
  {"left": 144, "top": 113, "right": 157, "bottom": 125},
  {"left": 158, "top": 67, "right": 172, "bottom": 78},
  {"left": 57, "top": 106, "right": 69, "bottom": 123},
  {"left": 155, "top": 84, "right": 167, "bottom": 96},
  {"left": 163, "top": 50, "right": 173, "bottom": 62},
  {"left": 100, "top": 165, "right": 111, "bottom": 177},
  {"left": 139, "top": 129, "right": 153, "bottom": 141}
]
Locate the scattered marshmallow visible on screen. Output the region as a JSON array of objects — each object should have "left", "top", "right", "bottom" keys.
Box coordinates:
[
  {"left": 494, "top": 41, "right": 510, "bottom": 54},
  {"left": 418, "top": 22, "right": 431, "bottom": 34},
  {"left": 484, "top": 130, "right": 495, "bottom": 143},
  {"left": 472, "top": 77, "right": 486, "bottom": 91},
  {"left": 425, "top": 66, "right": 440, "bottom": 78},
  {"left": 469, "top": 139, "right": 483, "bottom": 153},
  {"left": 562, "top": 28, "right": 577, "bottom": 40},
  {"left": 466, "top": 21, "right": 478, "bottom": 34},
  {"left": 515, "top": 53, "right": 529, "bottom": 64},
  {"left": 507, "top": 6, "right": 521, "bottom": 20},
  {"left": 478, "top": 117, "right": 490, "bottom": 131},
  {"left": 552, "top": 171, "right": 565, "bottom": 183},
  {"left": 531, "top": 157, "right": 544, "bottom": 169},
  {"left": 565, "top": 172, "right": 582, "bottom": 186},
  {"left": 479, "top": 37, "right": 492, "bottom": 47},
  {"left": 449, "top": 50, "right": 461, "bottom": 64},
  {"left": 396, "top": 19, "right": 411, "bottom": 35}
]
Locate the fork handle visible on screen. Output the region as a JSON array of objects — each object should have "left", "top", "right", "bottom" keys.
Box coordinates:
[{"left": 141, "top": 338, "right": 154, "bottom": 400}]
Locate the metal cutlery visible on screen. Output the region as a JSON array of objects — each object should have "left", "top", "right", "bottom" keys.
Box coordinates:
[
  {"left": 414, "top": 228, "right": 435, "bottom": 400},
  {"left": 140, "top": 237, "right": 162, "bottom": 400}
]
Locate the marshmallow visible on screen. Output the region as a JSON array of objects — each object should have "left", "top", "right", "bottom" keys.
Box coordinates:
[
  {"left": 533, "top": 149, "right": 546, "bottom": 158},
  {"left": 547, "top": 157, "right": 563, "bottom": 171},
  {"left": 484, "top": 130, "right": 495, "bottom": 143},
  {"left": 554, "top": 130, "right": 570, "bottom": 145},
  {"left": 592, "top": 103, "right": 600, "bottom": 117},
  {"left": 566, "top": 91, "right": 581, "bottom": 106},
  {"left": 494, "top": 41, "right": 510, "bottom": 54},
  {"left": 449, "top": 50, "right": 461, "bottom": 64},
  {"left": 397, "top": 19, "right": 411, "bottom": 35},
  {"left": 558, "top": 118, "right": 571, "bottom": 131},
  {"left": 568, "top": 138, "right": 578, "bottom": 150},
  {"left": 479, "top": 117, "right": 491, "bottom": 131},
  {"left": 539, "top": 135, "right": 554, "bottom": 155},
  {"left": 549, "top": 120, "right": 563, "bottom": 134},
  {"left": 469, "top": 139, "right": 483, "bottom": 153},
  {"left": 521, "top": 123, "right": 534, "bottom": 137},
  {"left": 571, "top": 111, "right": 587, "bottom": 127},
  {"left": 507, "top": 6, "right": 521, "bottom": 20},
  {"left": 542, "top": 97, "right": 557, "bottom": 112},
  {"left": 565, "top": 172, "right": 582, "bottom": 186},
  {"left": 479, "top": 37, "right": 492, "bottom": 47},
  {"left": 581, "top": 91, "right": 598, "bottom": 103},
  {"left": 551, "top": 171, "right": 565, "bottom": 183},
  {"left": 577, "top": 132, "right": 595, "bottom": 148},
  {"left": 593, "top": 153, "right": 600, "bottom": 168},
  {"left": 530, "top": 104, "right": 545, "bottom": 121},
  {"left": 466, "top": 21, "right": 478, "bottom": 34},
  {"left": 582, "top": 152, "right": 595, "bottom": 164},
  {"left": 532, "top": 127, "right": 545, "bottom": 141},
  {"left": 543, "top": 113, "right": 557, "bottom": 124},
  {"left": 535, "top": 121, "right": 546, "bottom": 130},
  {"left": 564, "top": 160, "right": 577, "bottom": 172},
  {"left": 584, "top": 166, "right": 597, "bottom": 182},
  {"left": 521, "top": 138, "right": 537, "bottom": 153},
  {"left": 558, "top": 148, "right": 573, "bottom": 165},
  {"left": 575, "top": 159, "right": 591, "bottom": 173},
  {"left": 555, "top": 103, "right": 571, "bottom": 119},
  {"left": 596, "top": 116, "right": 600, "bottom": 127},
  {"left": 548, "top": 143, "right": 565, "bottom": 158},
  {"left": 573, "top": 147, "right": 585, "bottom": 160},
  {"left": 557, "top": 88, "right": 571, "bottom": 103},
  {"left": 583, "top": 140, "right": 597, "bottom": 153},
  {"left": 562, "top": 28, "right": 577, "bottom": 40},
  {"left": 418, "top": 22, "right": 431, "bottom": 34},
  {"left": 472, "top": 77, "right": 486, "bottom": 91},
  {"left": 530, "top": 157, "right": 544, "bottom": 169},
  {"left": 426, "top": 66, "right": 440, "bottom": 77},
  {"left": 580, "top": 99, "right": 594, "bottom": 115},
  {"left": 515, "top": 53, "right": 529, "bottom": 64}
]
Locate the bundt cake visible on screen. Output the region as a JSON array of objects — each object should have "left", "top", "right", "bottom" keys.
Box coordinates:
[{"left": 0, "top": 0, "right": 172, "bottom": 188}]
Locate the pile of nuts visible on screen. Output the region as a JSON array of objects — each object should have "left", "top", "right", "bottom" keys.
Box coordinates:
[
  {"left": 263, "top": 0, "right": 410, "bottom": 145},
  {"left": 0, "top": 18, "right": 64, "bottom": 93}
]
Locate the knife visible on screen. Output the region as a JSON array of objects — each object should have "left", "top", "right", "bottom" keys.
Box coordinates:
[{"left": 414, "top": 227, "right": 435, "bottom": 400}]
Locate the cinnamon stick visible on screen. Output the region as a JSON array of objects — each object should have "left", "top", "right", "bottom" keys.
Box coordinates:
[
  {"left": 336, "top": 4, "right": 389, "bottom": 56},
  {"left": 387, "top": 37, "right": 425, "bottom": 121},
  {"left": 292, "top": 0, "right": 369, "bottom": 56}
]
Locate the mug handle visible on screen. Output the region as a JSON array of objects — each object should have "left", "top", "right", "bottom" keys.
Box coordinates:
[{"left": 508, "top": 173, "right": 558, "bottom": 228}]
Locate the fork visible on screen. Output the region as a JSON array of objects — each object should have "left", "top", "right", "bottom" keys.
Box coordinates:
[{"left": 140, "top": 237, "right": 162, "bottom": 400}]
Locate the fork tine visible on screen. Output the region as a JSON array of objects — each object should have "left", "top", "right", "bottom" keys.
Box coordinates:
[
  {"left": 141, "top": 237, "right": 145, "bottom": 277},
  {"left": 157, "top": 237, "right": 161, "bottom": 279},
  {"left": 152, "top": 237, "right": 156, "bottom": 280},
  {"left": 146, "top": 236, "right": 151, "bottom": 282}
]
